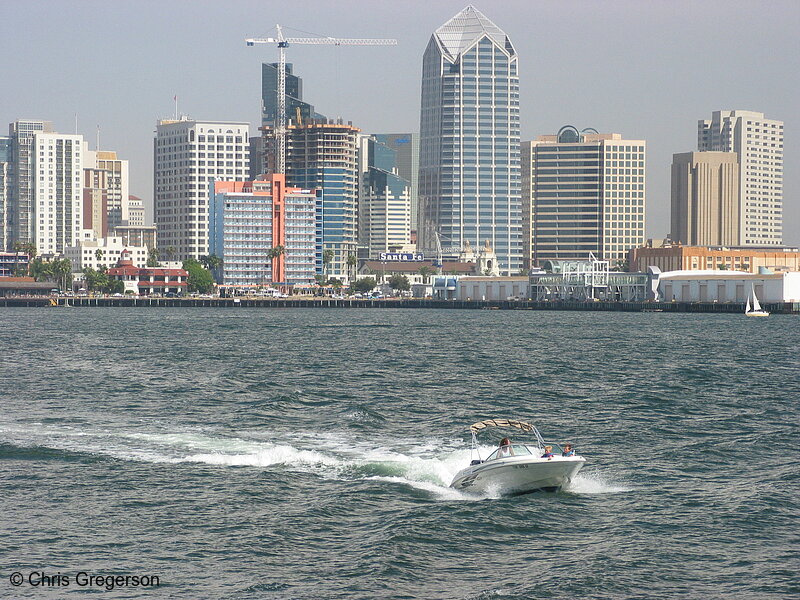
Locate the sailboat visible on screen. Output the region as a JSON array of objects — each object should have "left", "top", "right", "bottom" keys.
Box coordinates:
[{"left": 745, "top": 283, "right": 769, "bottom": 317}]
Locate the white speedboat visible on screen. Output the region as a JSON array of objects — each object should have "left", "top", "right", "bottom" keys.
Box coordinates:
[{"left": 450, "top": 418, "right": 585, "bottom": 495}]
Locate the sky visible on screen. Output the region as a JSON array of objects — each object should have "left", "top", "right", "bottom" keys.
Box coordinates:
[{"left": 2, "top": 0, "right": 798, "bottom": 244}]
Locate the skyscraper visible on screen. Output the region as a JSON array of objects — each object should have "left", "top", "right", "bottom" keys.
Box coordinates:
[
  {"left": 698, "top": 110, "right": 783, "bottom": 246},
  {"left": 359, "top": 135, "right": 412, "bottom": 257},
  {"left": 523, "top": 127, "right": 646, "bottom": 268},
  {"left": 284, "top": 122, "right": 359, "bottom": 281},
  {"left": 373, "top": 134, "right": 418, "bottom": 233},
  {"left": 154, "top": 117, "right": 250, "bottom": 261},
  {"left": 418, "top": 6, "right": 522, "bottom": 274},
  {"left": 670, "top": 152, "right": 739, "bottom": 247},
  {"left": 5, "top": 120, "right": 53, "bottom": 249},
  {"left": 261, "top": 63, "right": 325, "bottom": 129},
  {"left": 31, "top": 131, "right": 85, "bottom": 254},
  {"left": 0, "top": 136, "right": 9, "bottom": 250}
]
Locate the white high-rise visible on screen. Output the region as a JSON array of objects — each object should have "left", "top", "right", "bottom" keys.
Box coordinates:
[
  {"left": 32, "top": 132, "right": 85, "bottom": 254},
  {"left": 698, "top": 110, "right": 783, "bottom": 246},
  {"left": 154, "top": 117, "right": 249, "bottom": 261},
  {"left": 418, "top": 6, "right": 522, "bottom": 274}
]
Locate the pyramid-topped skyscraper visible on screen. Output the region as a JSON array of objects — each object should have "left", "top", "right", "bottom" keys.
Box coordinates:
[{"left": 418, "top": 6, "right": 521, "bottom": 274}]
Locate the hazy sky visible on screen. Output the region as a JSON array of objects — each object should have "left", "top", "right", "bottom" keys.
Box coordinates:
[{"left": 3, "top": 0, "right": 798, "bottom": 243}]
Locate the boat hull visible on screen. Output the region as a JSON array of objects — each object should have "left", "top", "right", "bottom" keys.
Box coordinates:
[{"left": 450, "top": 456, "right": 585, "bottom": 495}]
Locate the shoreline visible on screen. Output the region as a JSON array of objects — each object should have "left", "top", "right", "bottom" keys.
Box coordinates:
[{"left": 1, "top": 297, "right": 798, "bottom": 314}]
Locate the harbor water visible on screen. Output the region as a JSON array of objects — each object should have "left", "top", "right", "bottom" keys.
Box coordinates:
[{"left": 1, "top": 308, "right": 797, "bottom": 599}]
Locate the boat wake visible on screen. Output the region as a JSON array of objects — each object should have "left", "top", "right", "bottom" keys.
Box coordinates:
[{"left": 0, "top": 422, "right": 630, "bottom": 499}]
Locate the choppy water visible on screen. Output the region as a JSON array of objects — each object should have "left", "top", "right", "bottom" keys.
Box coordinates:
[{"left": 0, "top": 308, "right": 797, "bottom": 599}]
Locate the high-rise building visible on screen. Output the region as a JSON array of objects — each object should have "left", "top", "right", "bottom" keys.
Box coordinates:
[
  {"left": 261, "top": 63, "right": 326, "bottom": 129},
  {"left": 154, "top": 117, "right": 250, "bottom": 261},
  {"left": 373, "top": 134, "right": 418, "bottom": 232},
  {"left": 0, "top": 136, "right": 10, "bottom": 250},
  {"left": 31, "top": 132, "right": 85, "bottom": 254},
  {"left": 523, "top": 127, "right": 646, "bottom": 268},
  {"left": 127, "top": 195, "right": 146, "bottom": 227},
  {"left": 698, "top": 110, "right": 783, "bottom": 245},
  {"left": 5, "top": 120, "right": 53, "bottom": 249},
  {"left": 83, "top": 148, "right": 129, "bottom": 232},
  {"left": 671, "top": 152, "right": 739, "bottom": 247},
  {"left": 359, "top": 136, "right": 412, "bottom": 257},
  {"left": 209, "top": 174, "right": 319, "bottom": 286},
  {"left": 418, "top": 6, "right": 522, "bottom": 274},
  {"left": 283, "top": 122, "right": 359, "bottom": 281}
]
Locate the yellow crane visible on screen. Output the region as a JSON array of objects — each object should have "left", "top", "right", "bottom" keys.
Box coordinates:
[{"left": 245, "top": 25, "right": 397, "bottom": 173}]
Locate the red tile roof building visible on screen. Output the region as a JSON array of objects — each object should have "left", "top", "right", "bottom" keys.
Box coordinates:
[{"left": 107, "top": 250, "right": 188, "bottom": 295}]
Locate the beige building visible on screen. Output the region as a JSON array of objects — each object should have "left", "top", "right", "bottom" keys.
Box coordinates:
[
  {"left": 629, "top": 244, "right": 800, "bottom": 274},
  {"left": 671, "top": 152, "right": 739, "bottom": 246},
  {"left": 698, "top": 110, "right": 783, "bottom": 245},
  {"left": 523, "top": 126, "right": 645, "bottom": 269}
]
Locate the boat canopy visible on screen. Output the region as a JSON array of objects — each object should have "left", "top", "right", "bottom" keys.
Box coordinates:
[{"left": 469, "top": 418, "right": 535, "bottom": 434}]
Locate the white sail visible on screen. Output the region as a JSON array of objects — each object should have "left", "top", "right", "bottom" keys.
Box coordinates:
[
  {"left": 745, "top": 294, "right": 751, "bottom": 314},
  {"left": 751, "top": 285, "right": 762, "bottom": 312}
]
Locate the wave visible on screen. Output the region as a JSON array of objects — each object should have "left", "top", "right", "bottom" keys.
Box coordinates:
[{"left": 0, "top": 422, "right": 630, "bottom": 499}]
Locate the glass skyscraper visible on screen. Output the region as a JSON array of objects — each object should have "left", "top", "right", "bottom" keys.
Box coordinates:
[{"left": 418, "top": 6, "right": 522, "bottom": 274}]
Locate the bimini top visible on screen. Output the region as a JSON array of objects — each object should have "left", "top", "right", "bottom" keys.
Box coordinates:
[{"left": 470, "top": 418, "right": 534, "bottom": 434}]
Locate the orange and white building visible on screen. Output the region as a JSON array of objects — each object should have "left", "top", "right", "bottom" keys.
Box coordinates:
[{"left": 629, "top": 243, "right": 800, "bottom": 274}]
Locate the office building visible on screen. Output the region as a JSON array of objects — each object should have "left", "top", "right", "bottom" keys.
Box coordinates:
[
  {"left": 698, "top": 110, "right": 783, "bottom": 245},
  {"left": 282, "top": 122, "right": 359, "bottom": 281},
  {"left": 127, "top": 195, "right": 146, "bottom": 227},
  {"left": 154, "top": 117, "right": 250, "bottom": 261},
  {"left": 83, "top": 148, "right": 129, "bottom": 232},
  {"left": 523, "top": 126, "right": 646, "bottom": 268},
  {"left": 112, "top": 225, "right": 157, "bottom": 250},
  {"left": 209, "top": 174, "right": 319, "bottom": 286},
  {"left": 65, "top": 236, "right": 149, "bottom": 272},
  {"left": 261, "top": 62, "right": 326, "bottom": 129},
  {"left": 670, "top": 152, "right": 739, "bottom": 247},
  {"left": 418, "top": 6, "right": 522, "bottom": 274},
  {"left": 629, "top": 243, "right": 800, "bottom": 274},
  {"left": 5, "top": 120, "right": 53, "bottom": 249},
  {"left": 359, "top": 135, "right": 412, "bottom": 257},
  {"left": 373, "top": 134, "right": 418, "bottom": 232},
  {"left": 32, "top": 131, "right": 85, "bottom": 254}
]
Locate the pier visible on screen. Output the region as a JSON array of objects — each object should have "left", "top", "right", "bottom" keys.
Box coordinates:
[{"left": 1, "top": 296, "right": 798, "bottom": 313}]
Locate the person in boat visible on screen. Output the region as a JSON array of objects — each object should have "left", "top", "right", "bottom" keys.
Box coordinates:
[
  {"left": 498, "top": 437, "right": 513, "bottom": 457},
  {"left": 562, "top": 444, "right": 574, "bottom": 457},
  {"left": 541, "top": 445, "right": 554, "bottom": 458}
]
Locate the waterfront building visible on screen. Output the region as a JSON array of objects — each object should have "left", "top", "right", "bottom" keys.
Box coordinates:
[
  {"left": 357, "top": 259, "right": 474, "bottom": 288},
  {"left": 107, "top": 249, "right": 188, "bottom": 295},
  {"left": 32, "top": 131, "right": 85, "bottom": 254},
  {"left": 359, "top": 135, "right": 412, "bottom": 257},
  {"left": 0, "top": 251, "right": 28, "bottom": 277},
  {"left": 671, "top": 152, "right": 739, "bottom": 247},
  {"left": 64, "top": 236, "right": 149, "bottom": 272},
  {"left": 418, "top": 5, "right": 522, "bottom": 275},
  {"left": 154, "top": 117, "right": 250, "bottom": 261},
  {"left": 282, "top": 122, "right": 359, "bottom": 282},
  {"left": 523, "top": 126, "right": 646, "bottom": 269},
  {"left": 112, "top": 225, "right": 157, "bottom": 250},
  {"left": 126, "top": 195, "right": 146, "bottom": 227},
  {"left": 698, "top": 110, "right": 783, "bottom": 245},
  {"left": 629, "top": 243, "right": 800, "bottom": 274},
  {"left": 209, "top": 174, "right": 319, "bottom": 287},
  {"left": 373, "top": 134, "right": 419, "bottom": 232},
  {"left": 656, "top": 270, "right": 800, "bottom": 303},
  {"left": 4, "top": 120, "right": 53, "bottom": 249},
  {"left": 452, "top": 276, "right": 529, "bottom": 301}
]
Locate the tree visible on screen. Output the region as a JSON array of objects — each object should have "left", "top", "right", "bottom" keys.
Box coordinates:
[
  {"left": 388, "top": 274, "right": 410, "bottom": 292},
  {"left": 328, "top": 277, "right": 343, "bottom": 290},
  {"left": 95, "top": 248, "right": 105, "bottom": 263},
  {"left": 347, "top": 253, "right": 357, "bottom": 282},
  {"left": 351, "top": 277, "right": 376, "bottom": 294},
  {"left": 146, "top": 247, "right": 161, "bottom": 267},
  {"left": 182, "top": 258, "right": 214, "bottom": 293},
  {"left": 322, "top": 249, "right": 334, "bottom": 278},
  {"left": 417, "top": 265, "right": 434, "bottom": 284}
]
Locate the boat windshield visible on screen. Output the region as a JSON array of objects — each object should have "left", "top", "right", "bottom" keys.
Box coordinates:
[{"left": 485, "top": 444, "right": 533, "bottom": 461}]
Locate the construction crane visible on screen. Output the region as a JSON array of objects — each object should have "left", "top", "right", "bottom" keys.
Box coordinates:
[{"left": 245, "top": 25, "right": 397, "bottom": 174}]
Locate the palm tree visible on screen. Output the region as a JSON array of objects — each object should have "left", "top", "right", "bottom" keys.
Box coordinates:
[
  {"left": 347, "top": 253, "right": 357, "bottom": 284},
  {"left": 418, "top": 265, "right": 434, "bottom": 284},
  {"left": 266, "top": 245, "right": 285, "bottom": 282},
  {"left": 322, "top": 249, "right": 334, "bottom": 280},
  {"left": 95, "top": 248, "right": 104, "bottom": 266}
]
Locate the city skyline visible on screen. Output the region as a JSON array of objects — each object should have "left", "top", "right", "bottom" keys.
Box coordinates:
[{"left": 1, "top": 0, "right": 797, "bottom": 244}]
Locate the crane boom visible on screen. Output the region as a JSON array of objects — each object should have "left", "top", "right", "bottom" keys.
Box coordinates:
[{"left": 246, "top": 25, "right": 397, "bottom": 174}]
